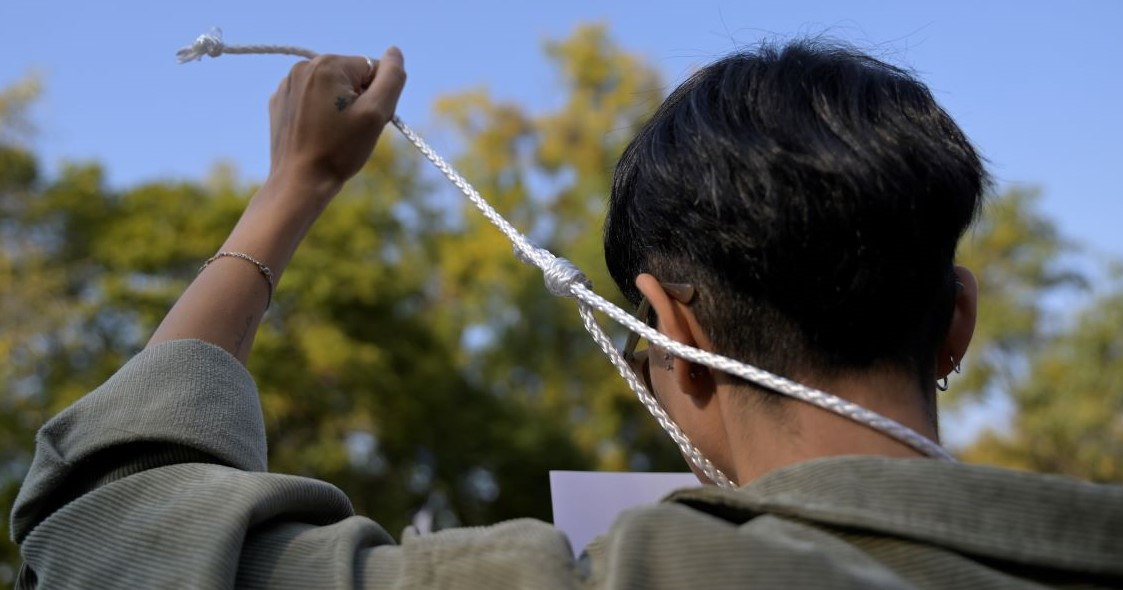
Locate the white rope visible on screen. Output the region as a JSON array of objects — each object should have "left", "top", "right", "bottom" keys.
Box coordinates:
[
  {"left": 177, "top": 28, "right": 317, "bottom": 63},
  {"left": 176, "top": 30, "right": 956, "bottom": 487}
]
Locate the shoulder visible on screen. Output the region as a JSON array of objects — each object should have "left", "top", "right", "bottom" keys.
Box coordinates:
[
  {"left": 20, "top": 462, "right": 366, "bottom": 588},
  {"left": 586, "top": 457, "right": 1123, "bottom": 588},
  {"left": 355, "top": 519, "right": 578, "bottom": 589},
  {"left": 585, "top": 499, "right": 910, "bottom": 589}
]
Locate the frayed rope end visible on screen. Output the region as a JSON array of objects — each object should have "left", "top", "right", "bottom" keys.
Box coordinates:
[{"left": 176, "top": 27, "right": 225, "bottom": 64}]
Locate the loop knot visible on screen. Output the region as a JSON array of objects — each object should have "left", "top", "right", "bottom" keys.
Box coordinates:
[
  {"left": 513, "top": 245, "right": 589, "bottom": 297},
  {"left": 541, "top": 256, "right": 590, "bottom": 297},
  {"left": 176, "top": 28, "right": 225, "bottom": 63}
]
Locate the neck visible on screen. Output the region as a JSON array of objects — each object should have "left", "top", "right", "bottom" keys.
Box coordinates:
[{"left": 719, "top": 369, "right": 939, "bottom": 485}]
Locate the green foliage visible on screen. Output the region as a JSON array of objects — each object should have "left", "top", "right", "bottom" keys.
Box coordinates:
[
  {"left": 951, "top": 188, "right": 1087, "bottom": 405},
  {"left": 432, "top": 24, "right": 676, "bottom": 472},
  {"left": 949, "top": 189, "right": 1121, "bottom": 481},
  {"left": 961, "top": 285, "right": 1123, "bottom": 481},
  {"left": 0, "top": 74, "right": 41, "bottom": 145}
]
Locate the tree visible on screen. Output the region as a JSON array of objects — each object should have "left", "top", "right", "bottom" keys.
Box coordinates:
[
  {"left": 431, "top": 24, "right": 681, "bottom": 472},
  {"left": 948, "top": 188, "right": 1122, "bottom": 482},
  {"left": 0, "top": 74, "right": 39, "bottom": 145},
  {"left": 962, "top": 284, "right": 1123, "bottom": 481},
  {"left": 1, "top": 74, "right": 58, "bottom": 581},
  {"left": 949, "top": 187, "right": 1087, "bottom": 405}
]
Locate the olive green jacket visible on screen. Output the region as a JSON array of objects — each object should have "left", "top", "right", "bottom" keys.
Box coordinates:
[{"left": 11, "top": 340, "right": 1123, "bottom": 588}]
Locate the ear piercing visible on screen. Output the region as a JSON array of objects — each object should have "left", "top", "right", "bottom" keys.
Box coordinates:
[{"left": 937, "top": 354, "right": 961, "bottom": 392}]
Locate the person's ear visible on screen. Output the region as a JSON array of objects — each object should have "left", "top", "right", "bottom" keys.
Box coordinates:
[
  {"left": 937, "top": 266, "right": 978, "bottom": 379},
  {"left": 635, "top": 274, "right": 717, "bottom": 405}
]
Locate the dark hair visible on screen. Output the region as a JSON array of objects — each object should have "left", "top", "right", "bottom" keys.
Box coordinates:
[{"left": 604, "top": 40, "right": 987, "bottom": 390}]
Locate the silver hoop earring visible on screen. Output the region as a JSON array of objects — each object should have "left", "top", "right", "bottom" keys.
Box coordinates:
[{"left": 937, "top": 354, "right": 960, "bottom": 391}]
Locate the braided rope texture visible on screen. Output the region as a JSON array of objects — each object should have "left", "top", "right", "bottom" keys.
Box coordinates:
[{"left": 177, "top": 33, "right": 956, "bottom": 489}]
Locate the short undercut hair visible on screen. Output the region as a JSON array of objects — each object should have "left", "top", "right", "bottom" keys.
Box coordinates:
[{"left": 605, "top": 40, "right": 987, "bottom": 389}]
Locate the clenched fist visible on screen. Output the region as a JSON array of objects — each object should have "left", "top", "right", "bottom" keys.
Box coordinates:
[{"left": 267, "top": 47, "right": 406, "bottom": 203}]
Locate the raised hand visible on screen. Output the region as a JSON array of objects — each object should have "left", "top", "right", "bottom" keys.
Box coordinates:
[
  {"left": 148, "top": 47, "right": 407, "bottom": 362},
  {"left": 267, "top": 47, "right": 406, "bottom": 209}
]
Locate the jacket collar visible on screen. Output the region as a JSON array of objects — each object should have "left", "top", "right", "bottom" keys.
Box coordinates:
[{"left": 665, "top": 455, "right": 1123, "bottom": 576}]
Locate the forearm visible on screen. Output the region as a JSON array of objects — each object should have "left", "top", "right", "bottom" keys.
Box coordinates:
[
  {"left": 147, "top": 176, "right": 338, "bottom": 362},
  {"left": 148, "top": 50, "right": 404, "bottom": 363}
]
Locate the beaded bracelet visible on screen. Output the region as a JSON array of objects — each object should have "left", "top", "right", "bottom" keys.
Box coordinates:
[{"left": 198, "top": 251, "right": 275, "bottom": 309}]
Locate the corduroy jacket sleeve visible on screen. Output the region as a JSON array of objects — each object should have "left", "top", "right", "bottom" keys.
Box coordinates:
[{"left": 10, "top": 339, "right": 580, "bottom": 589}]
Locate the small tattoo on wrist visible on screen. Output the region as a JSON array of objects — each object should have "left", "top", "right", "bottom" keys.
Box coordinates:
[{"left": 335, "top": 96, "right": 352, "bottom": 111}]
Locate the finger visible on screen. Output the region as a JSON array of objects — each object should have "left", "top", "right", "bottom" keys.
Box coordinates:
[
  {"left": 356, "top": 46, "right": 406, "bottom": 123},
  {"left": 289, "top": 59, "right": 312, "bottom": 85},
  {"left": 323, "top": 55, "right": 379, "bottom": 92},
  {"left": 274, "top": 59, "right": 311, "bottom": 100},
  {"left": 360, "top": 57, "right": 378, "bottom": 89}
]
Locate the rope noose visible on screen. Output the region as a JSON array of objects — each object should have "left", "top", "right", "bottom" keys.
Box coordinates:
[{"left": 176, "top": 30, "right": 956, "bottom": 490}]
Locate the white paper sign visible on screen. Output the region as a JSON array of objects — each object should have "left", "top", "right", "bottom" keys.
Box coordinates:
[{"left": 549, "top": 471, "right": 700, "bottom": 555}]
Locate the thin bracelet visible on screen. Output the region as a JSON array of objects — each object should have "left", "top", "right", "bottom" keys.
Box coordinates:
[{"left": 198, "top": 251, "right": 275, "bottom": 309}]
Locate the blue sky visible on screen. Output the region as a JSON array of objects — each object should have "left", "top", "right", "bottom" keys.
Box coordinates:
[{"left": 3, "top": 1, "right": 1121, "bottom": 269}]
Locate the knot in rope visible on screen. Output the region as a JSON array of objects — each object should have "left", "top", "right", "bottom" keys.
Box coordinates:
[
  {"left": 177, "top": 28, "right": 225, "bottom": 63},
  {"left": 514, "top": 245, "right": 590, "bottom": 297},
  {"left": 541, "top": 256, "right": 590, "bottom": 297}
]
